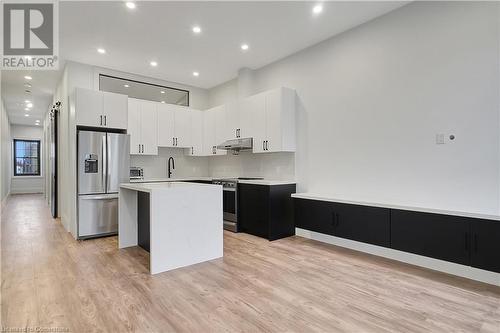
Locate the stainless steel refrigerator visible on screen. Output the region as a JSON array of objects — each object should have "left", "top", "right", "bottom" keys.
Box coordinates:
[{"left": 77, "top": 130, "right": 130, "bottom": 239}]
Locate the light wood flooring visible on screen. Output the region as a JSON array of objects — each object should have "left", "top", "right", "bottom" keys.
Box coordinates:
[{"left": 1, "top": 194, "right": 500, "bottom": 332}]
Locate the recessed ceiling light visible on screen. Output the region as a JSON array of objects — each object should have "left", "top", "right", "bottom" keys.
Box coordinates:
[
  {"left": 193, "top": 71, "right": 199, "bottom": 77},
  {"left": 24, "top": 83, "right": 32, "bottom": 88},
  {"left": 192, "top": 26, "right": 201, "bottom": 34},
  {"left": 24, "top": 75, "right": 32, "bottom": 80},
  {"left": 161, "top": 101, "right": 165, "bottom": 104},
  {"left": 97, "top": 48, "right": 106, "bottom": 54},
  {"left": 312, "top": 4, "right": 323, "bottom": 15},
  {"left": 125, "top": 2, "right": 136, "bottom": 9},
  {"left": 241, "top": 44, "right": 249, "bottom": 51},
  {"left": 26, "top": 103, "right": 33, "bottom": 108},
  {"left": 25, "top": 108, "right": 29, "bottom": 111},
  {"left": 25, "top": 100, "right": 31, "bottom": 103},
  {"left": 24, "top": 114, "right": 29, "bottom": 117},
  {"left": 35, "top": 123, "right": 40, "bottom": 126},
  {"left": 124, "top": 84, "right": 130, "bottom": 88},
  {"left": 160, "top": 90, "right": 165, "bottom": 94},
  {"left": 36, "top": 120, "right": 40, "bottom": 123},
  {"left": 150, "top": 61, "right": 158, "bottom": 67}
]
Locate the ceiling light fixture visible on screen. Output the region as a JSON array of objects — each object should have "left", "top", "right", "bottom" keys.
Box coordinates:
[
  {"left": 312, "top": 4, "right": 323, "bottom": 15},
  {"left": 192, "top": 26, "right": 201, "bottom": 34},
  {"left": 26, "top": 103, "right": 33, "bottom": 108},
  {"left": 126, "top": 2, "right": 136, "bottom": 9},
  {"left": 24, "top": 75, "right": 32, "bottom": 80},
  {"left": 25, "top": 114, "right": 29, "bottom": 117},
  {"left": 150, "top": 61, "right": 158, "bottom": 67},
  {"left": 97, "top": 48, "right": 106, "bottom": 54},
  {"left": 160, "top": 91, "right": 165, "bottom": 94},
  {"left": 24, "top": 83, "right": 32, "bottom": 88},
  {"left": 25, "top": 100, "right": 31, "bottom": 103},
  {"left": 193, "top": 71, "right": 199, "bottom": 77},
  {"left": 25, "top": 108, "right": 29, "bottom": 111},
  {"left": 161, "top": 101, "right": 165, "bottom": 104},
  {"left": 124, "top": 84, "right": 130, "bottom": 88},
  {"left": 241, "top": 44, "right": 249, "bottom": 51}
]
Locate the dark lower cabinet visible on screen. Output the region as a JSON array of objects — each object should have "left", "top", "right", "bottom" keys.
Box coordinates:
[
  {"left": 391, "top": 210, "right": 470, "bottom": 265},
  {"left": 294, "top": 199, "right": 390, "bottom": 247},
  {"left": 137, "top": 192, "right": 150, "bottom": 253},
  {"left": 470, "top": 219, "right": 500, "bottom": 273},
  {"left": 295, "top": 197, "right": 500, "bottom": 274},
  {"left": 238, "top": 183, "right": 296, "bottom": 240}
]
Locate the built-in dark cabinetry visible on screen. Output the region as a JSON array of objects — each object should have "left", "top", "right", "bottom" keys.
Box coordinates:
[
  {"left": 391, "top": 210, "right": 470, "bottom": 265},
  {"left": 137, "top": 192, "right": 150, "bottom": 252},
  {"left": 470, "top": 219, "right": 500, "bottom": 273},
  {"left": 294, "top": 197, "right": 500, "bottom": 274},
  {"left": 238, "top": 183, "right": 296, "bottom": 240},
  {"left": 295, "top": 199, "right": 390, "bottom": 247}
]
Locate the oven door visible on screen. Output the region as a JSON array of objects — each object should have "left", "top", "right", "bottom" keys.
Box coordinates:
[{"left": 222, "top": 187, "right": 237, "bottom": 223}]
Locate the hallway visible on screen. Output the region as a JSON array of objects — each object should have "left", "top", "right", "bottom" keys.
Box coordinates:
[{"left": 1, "top": 194, "right": 500, "bottom": 332}]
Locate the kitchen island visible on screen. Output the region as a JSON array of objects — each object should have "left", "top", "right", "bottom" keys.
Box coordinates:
[{"left": 119, "top": 182, "right": 223, "bottom": 274}]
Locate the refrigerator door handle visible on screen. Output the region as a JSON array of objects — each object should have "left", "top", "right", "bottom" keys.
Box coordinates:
[
  {"left": 80, "top": 194, "right": 119, "bottom": 200},
  {"left": 102, "top": 135, "right": 107, "bottom": 193},
  {"left": 107, "top": 134, "right": 112, "bottom": 192}
]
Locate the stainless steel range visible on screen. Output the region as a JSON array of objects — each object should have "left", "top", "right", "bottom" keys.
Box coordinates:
[{"left": 212, "top": 177, "right": 263, "bottom": 232}]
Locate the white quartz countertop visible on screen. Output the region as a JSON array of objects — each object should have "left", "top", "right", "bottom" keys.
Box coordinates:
[
  {"left": 292, "top": 193, "right": 500, "bottom": 221},
  {"left": 238, "top": 180, "right": 296, "bottom": 186},
  {"left": 120, "top": 181, "right": 220, "bottom": 193},
  {"left": 130, "top": 177, "right": 295, "bottom": 186},
  {"left": 130, "top": 177, "right": 213, "bottom": 183}
]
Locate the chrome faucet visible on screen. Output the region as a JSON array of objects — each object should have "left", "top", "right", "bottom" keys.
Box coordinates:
[{"left": 168, "top": 157, "right": 175, "bottom": 178}]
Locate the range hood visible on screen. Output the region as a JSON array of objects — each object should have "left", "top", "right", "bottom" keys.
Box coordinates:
[{"left": 217, "top": 138, "right": 253, "bottom": 154}]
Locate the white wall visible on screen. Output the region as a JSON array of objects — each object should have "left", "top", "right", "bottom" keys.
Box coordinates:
[
  {"left": 10, "top": 125, "right": 44, "bottom": 194},
  {"left": 1, "top": 97, "right": 12, "bottom": 204},
  {"left": 209, "top": 2, "right": 500, "bottom": 215}
]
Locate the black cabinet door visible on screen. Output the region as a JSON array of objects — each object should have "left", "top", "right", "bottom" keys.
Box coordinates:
[
  {"left": 330, "top": 203, "right": 391, "bottom": 247},
  {"left": 238, "top": 184, "right": 269, "bottom": 238},
  {"left": 471, "top": 219, "right": 500, "bottom": 273},
  {"left": 391, "top": 210, "right": 470, "bottom": 265},
  {"left": 294, "top": 198, "right": 336, "bottom": 236}
]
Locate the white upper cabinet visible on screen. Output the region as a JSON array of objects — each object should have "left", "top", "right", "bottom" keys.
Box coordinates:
[
  {"left": 246, "top": 87, "right": 296, "bottom": 153},
  {"left": 225, "top": 101, "right": 240, "bottom": 139},
  {"left": 157, "top": 104, "right": 175, "bottom": 147},
  {"left": 128, "top": 98, "right": 158, "bottom": 155},
  {"left": 242, "top": 91, "right": 267, "bottom": 153},
  {"left": 203, "top": 106, "right": 227, "bottom": 156},
  {"left": 157, "top": 104, "right": 192, "bottom": 148},
  {"left": 75, "top": 88, "right": 127, "bottom": 129},
  {"left": 185, "top": 110, "right": 204, "bottom": 156}
]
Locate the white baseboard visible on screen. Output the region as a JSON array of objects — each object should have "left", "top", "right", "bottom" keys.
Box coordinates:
[
  {"left": 1, "top": 192, "right": 10, "bottom": 212},
  {"left": 296, "top": 228, "right": 500, "bottom": 287}
]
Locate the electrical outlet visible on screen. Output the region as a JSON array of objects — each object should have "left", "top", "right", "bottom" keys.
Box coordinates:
[{"left": 436, "top": 134, "right": 445, "bottom": 144}]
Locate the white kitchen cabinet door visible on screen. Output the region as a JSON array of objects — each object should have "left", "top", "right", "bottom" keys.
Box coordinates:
[
  {"left": 266, "top": 87, "right": 296, "bottom": 152},
  {"left": 140, "top": 101, "right": 158, "bottom": 155},
  {"left": 128, "top": 98, "right": 141, "bottom": 155},
  {"left": 76, "top": 88, "right": 103, "bottom": 127},
  {"left": 238, "top": 98, "right": 253, "bottom": 139},
  {"left": 186, "top": 110, "right": 204, "bottom": 156},
  {"left": 264, "top": 88, "right": 283, "bottom": 153},
  {"left": 244, "top": 92, "right": 267, "bottom": 153},
  {"left": 203, "top": 109, "right": 216, "bottom": 155},
  {"left": 225, "top": 101, "right": 239, "bottom": 139},
  {"left": 213, "top": 105, "right": 227, "bottom": 155},
  {"left": 157, "top": 103, "right": 175, "bottom": 147},
  {"left": 174, "top": 107, "right": 191, "bottom": 148},
  {"left": 103, "top": 91, "right": 128, "bottom": 129}
]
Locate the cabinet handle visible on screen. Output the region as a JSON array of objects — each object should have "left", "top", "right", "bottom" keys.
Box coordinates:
[
  {"left": 138, "top": 144, "right": 141, "bottom": 153},
  {"left": 263, "top": 140, "right": 265, "bottom": 151},
  {"left": 173, "top": 137, "right": 175, "bottom": 146},
  {"left": 142, "top": 144, "right": 144, "bottom": 153},
  {"left": 176, "top": 138, "right": 178, "bottom": 146},
  {"left": 100, "top": 115, "right": 103, "bottom": 126},
  {"left": 191, "top": 147, "right": 194, "bottom": 155},
  {"left": 235, "top": 129, "right": 238, "bottom": 138},
  {"left": 266, "top": 140, "right": 269, "bottom": 151},
  {"left": 104, "top": 115, "right": 107, "bottom": 126}
]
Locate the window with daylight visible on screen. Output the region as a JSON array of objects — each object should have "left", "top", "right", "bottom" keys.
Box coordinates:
[{"left": 13, "top": 139, "right": 41, "bottom": 176}]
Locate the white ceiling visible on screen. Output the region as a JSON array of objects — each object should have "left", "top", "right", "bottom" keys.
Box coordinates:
[{"left": 2, "top": 1, "right": 407, "bottom": 124}]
